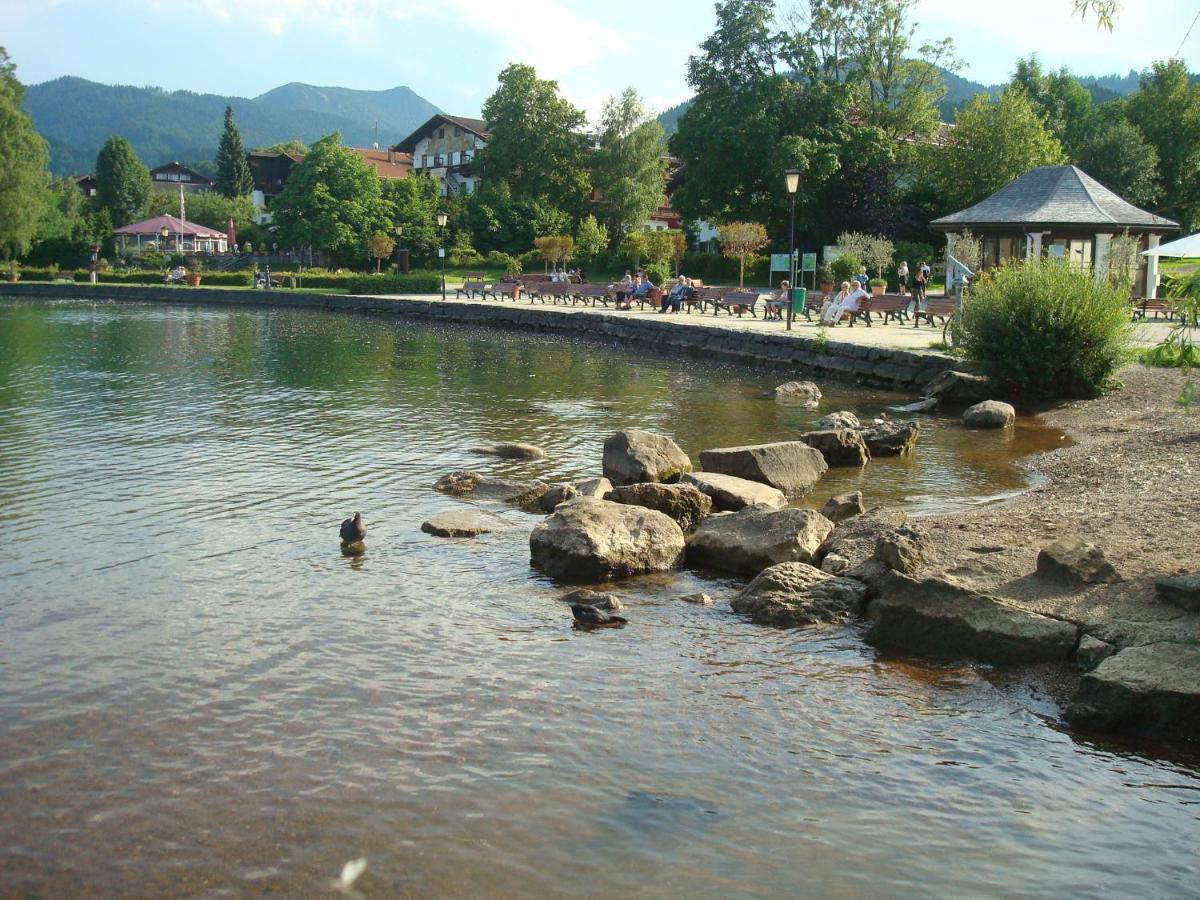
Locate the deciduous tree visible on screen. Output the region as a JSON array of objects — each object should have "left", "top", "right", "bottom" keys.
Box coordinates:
[
  {"left": 1126, "top": 60, "right": 1200, "bottom": 229},
  {"left": 95, "top": 135, "right": 151, "bottom": 228},
  {"left": 215, "top": 106, "right": 254, "bottom": 198},
  {"left": 575, "top": 214, "right": 608, "bottom": 263},
  {"left": 0, "top": 48, "right": 50, "bottom": 261},
  {"left": 590, "top": 89, "right": 666, "bottom": 242},
  {"left": 1074, "top": 115, "right": 1160, "bottom": 209},
  {"left": 367, "top": 232, "right": 396, "bottom": 272},
  {"left": 1010, "top": 56, "right": 1095, "bottom": 158},
  {"left": 718, "top": 221, "right": 768, "bottom": 286}
]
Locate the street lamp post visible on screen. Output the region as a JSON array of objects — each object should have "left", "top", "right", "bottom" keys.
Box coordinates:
[
  {"left": 437, "top": 211, "right": 448, "bottom": 301},
  {"left": 394, "top": 224, "right": 404, "bottom": 273},
  {"left": 160, "top": 224, "right": 170, "bottom": 253},
  {"left": 784, "top": 168, "right": 801, "bottom": 332}
]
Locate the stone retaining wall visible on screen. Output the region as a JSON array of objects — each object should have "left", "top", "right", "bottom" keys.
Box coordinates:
[{"left": 1, "top": 283, "right": 956, "bottom": 392}]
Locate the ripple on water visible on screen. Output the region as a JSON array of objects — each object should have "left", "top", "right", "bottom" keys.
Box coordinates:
[{"left": 0, "top": 298, "right": 1195, "bottom": 897}]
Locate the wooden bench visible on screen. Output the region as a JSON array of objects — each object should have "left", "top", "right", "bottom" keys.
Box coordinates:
[
  {"left": 913, "top": 297, "right": 956, "bottom": 326},
  {"left": 1132, "top": 297, "right": 1175, "bottom": 320},
  {"left": 541, "top": 282, "right": 573, "bottom": 305},
  {"left": 801, "top": 292, "right": 828, "bottom": 321},
  {"left": 691, "top": 287, "right": 724, "bottom": 314},
  {"left": 629, "top": 285, "right": 662, "bottom": 310},
  {"left": 576, "top": 283, "right": 613, "bottom": 307},
  {"left": 862, "top": 294, "right": 909, "bottom": 325},
  {"left": 523, "top": 280, "right": 548, "bottom": 303},
  {"left": 455, "top": 278, "right": 486, "bottom": 299},
  {"left": 55, "top": 270, "right": 79, "bottom": 283},
  {"left": 712, "top": 289, "right": 760, "bottom": 317}
]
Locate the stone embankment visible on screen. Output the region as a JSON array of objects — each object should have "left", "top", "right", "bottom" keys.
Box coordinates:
[{"left": 1, "top": 284, "right": 957, "bottom": 391}]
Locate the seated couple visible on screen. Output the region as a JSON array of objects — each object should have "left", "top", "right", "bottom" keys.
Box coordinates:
[
  {"left": 615, "top": 272, "right": 653, "bottom": 310},
  {"left": 659, "top": 276, "right": 693, "bottom": 313},
  {"left": 818, "top": 281, "right": 867, "bottom": 325}
]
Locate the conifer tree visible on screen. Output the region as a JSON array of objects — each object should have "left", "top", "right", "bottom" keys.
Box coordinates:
[{"left": 215, "top": 106, "right": 253, "bottom": 198}]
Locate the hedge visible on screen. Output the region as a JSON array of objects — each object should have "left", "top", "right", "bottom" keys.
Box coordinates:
[{"left": 346, "top": 271, "right": 444, "bottom": 294}]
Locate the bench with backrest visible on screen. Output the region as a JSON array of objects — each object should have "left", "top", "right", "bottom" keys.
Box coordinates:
[
  {"left": 712, "top": 289, "right": 760, "bottom": 317},
  {"left": 576, "top": 283, "right": 612, "bottom": 307},
  {"left": 691, "top": 286, "right": 724, "bottom": 314},
  {"left": 801, "top": 291, "right": 828, "bottom": 321},
  {"left": 1132, "top": 297, "right": 1176, "bottom": 321},
  {"left": 541, "top": 282, "right": 574, "bottom": 305},
  {"left": 862, "top": 293, "right": 909, "bottom": 325},
  {"left": 455, "top": 277, "right": 486, "bottom": 299},
  {"left": 913, "top": 297, "right": 956, "bottom": 326},
  {"left": 483, "top": 279, "right": 521, "bottom": 301},
  {"left": 627, "top": 284, "right": 662, "bottom": 310},
  {"left": 522, "top": 279, "right": 548, "bottom": 303}
]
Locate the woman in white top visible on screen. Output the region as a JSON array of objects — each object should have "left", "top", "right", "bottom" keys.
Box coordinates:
[{"left": 819, "top": 282, "right": 853, "bottom": 325}]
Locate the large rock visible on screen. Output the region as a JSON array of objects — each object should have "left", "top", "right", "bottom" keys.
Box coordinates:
[
  {"left": 801, "top": 429, "right": 870, "bottom": 467},
  {"left": 1155, "top": 572, "right": 1200, "bottom": 612},
  {"left": 698, "top": 442, "right": 828, "bottom": 497},
  {"left": 873, "top": 523, "right": 930, "bottom": 574},
  {"left": 732, "top": 561, "right": 868, "bottom": 627},
  {"left": 773, "top": 380, "right": 821, "bottom": 406},
  {"left": 860, "top": 421, "right": 920, "bottom": 457},
  {"left": 1073, "top": 634, "right": 1115, "bottom": 672},
  {"left": 924, "top": 369, "right": 994, "bottom": 404},
  {"left": 815, "top": 411, "right": 860, "bottom": 430},
  {"left": 529, "top": 498, "right": 685, "bottom": 581},
  {"left": 470, "top": 442, "right": 545, "bottom": 459},
  {"left": 686, "top": 506, "right": 834, "bottom": 576},
  {"left": 820, "top": 491, "right": 865, "bottom": 524},
  {"left": 679, "top": 471, "right": 787, "bottom": 512},
  {"left": 560, "top": 588, "right": 623, "bottom": 611},
  {"left": 602, "top": 429, "right": 692, "bottom": 486},
  {"left": 604, "top": 482, "right": 712, "bottom": 533},
  {"left": 1066, "top": 643, "right": 1200, "bottom": 738},
  {"left": 962, "top": 400, "right": 1015, "bottom": 428},
  {"left": 816, "top": 508, "right": 910, "bottom": 569},
  {"left": 865, "top": 572, "right": 1079, "bottom": 664},
  {"left": 421, "top": 509, "right": 511, "bottom": 537},
  {"left": 539, "top": 476, "right": 613, "bottom": 513},
  {"left": 1036, "top": 537, "right": 1121, "bottom": 585},
  {"left": 434, "top": 471, "right": 548, "bottom": 506}
]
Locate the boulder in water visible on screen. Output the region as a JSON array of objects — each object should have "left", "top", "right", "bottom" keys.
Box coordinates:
[
  {"left": 470, "top": 442, "right": 545, "bottom": 459},
  {"left": 1067, "top": 643, "right": 1200, "bottom": 738},
  {"left": 962, "top": 400, "right": 1015, "bottom": 429},
  {"left": 924, "top": 370, "right": 994, "bottom": 404},
  {"left": 773, "top": 380, "right": 822, "bottom": 406},
  {"left": 686, "top": 506, "right": 834, "bottom": 576},
  {"left": 602, "top": 429, "right": 692, "bottom": 486},
  {"left": 421, "top": 509, "right": 510, "bottom": 537},
  {"left": 561, "top": 588, "right": 623, "bottom": 611},
  {"left": 604, "top": 482, "right": 712, "bottom": 534},
  {"left": 860, "top": 422, "right": 920, "bottom": 457},
  {"left": 732, "top": 561, "right": 868, "bottom": 626},
  {"left": 698, "top": 441, "right": 828, "bottom": 497},
  {"left": 530, "top": 498, "right": 685, "bottom": 581},
  {"left": 679, "top": 472, "right": 787, "bottom": 512},
  {"left": 800, "top": 429, "right": 871, "bottom": 467},
  {"left": 814, "top": 411, "right": 860, "bottom": 430},
  {"left": 820, "top": 491, "right": 865, "bottom": 525},
  {"left": 435, "top": 470, "right": 548, "bottom": 507}
]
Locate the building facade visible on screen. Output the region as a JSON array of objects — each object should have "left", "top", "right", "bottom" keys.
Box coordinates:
[{"left": 393, "top": 114, "right": 488, "bottom": 197}]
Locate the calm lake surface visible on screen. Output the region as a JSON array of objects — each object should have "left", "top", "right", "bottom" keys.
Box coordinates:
[{"left": 1, "top": 298, "right": 1197, "bottom": 897}]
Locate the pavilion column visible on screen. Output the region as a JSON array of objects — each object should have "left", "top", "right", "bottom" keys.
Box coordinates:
[
  {"left": 1145, "top": 234, "right": 1162, "bottom": 298},
  {"left": 1094, "top": 233, "right": 1113, "bottom": 282},
  {"left": 1030, "top": 232, "right": 1045, "bottom": 258}
]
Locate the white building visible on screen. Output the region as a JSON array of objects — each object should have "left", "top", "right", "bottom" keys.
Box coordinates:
[{"left": 392, "top": 114, "right": 489, "bottom": 198}]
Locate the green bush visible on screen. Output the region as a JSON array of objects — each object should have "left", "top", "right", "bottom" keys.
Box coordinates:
[
  {"left": 961, "top": 258, "right": 1132, "bottom": 398},
  {"left": 347, "top": 271, "right": 444, "bottom": 294},
  {"left": 829, "top": 254, "right": 861, "bottom": 287},
  {"left": 678, "top": 252, "right": 768, "bottom": 286},
  {"left": 645, "top": 262, "right": 671, "bottom": 286},
  {"left": 868, "top": 277, "right": 887, "bottom": 289},
  {"left": 893, "top": 241, "right": 935, "bottom": 271}
]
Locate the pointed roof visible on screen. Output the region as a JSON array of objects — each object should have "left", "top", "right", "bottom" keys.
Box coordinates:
[
  {"left": 930, "top": 165, "right": 1178, "bottom": 233},
  {"left": 391, "top": 114, "right": 489, "bottom": 153},
  {"left": 112, "top": 214, "right": 228, "bottom": 238}
]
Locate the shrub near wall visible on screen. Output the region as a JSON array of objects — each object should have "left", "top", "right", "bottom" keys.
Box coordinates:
[
  {"left": 961, "top": 258, "right": 1131, "bottom": 399},
  {"left": 347, "top": 272, "right": 444, "bottom": 294}
]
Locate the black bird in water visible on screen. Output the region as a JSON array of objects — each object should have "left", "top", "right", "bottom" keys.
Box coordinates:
[
  {"left": 340, "top": 512, "right": 367, "bottom": 543},
  {"left": 571, "top": 603, "right": 627, "bottom": 628}
]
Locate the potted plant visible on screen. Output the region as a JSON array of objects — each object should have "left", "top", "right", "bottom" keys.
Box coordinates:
[
  {"left": 186, "top": 271, "right": 202, "bottom": 287},
  {"left": 4, "top": 261, "right": 18, "bottom": 282},
  {"left": 817, "top": 264, "right": 833, "bottom": 294},
  {"left": 869, "top": 277, "right": 887, "bottom": 296}
]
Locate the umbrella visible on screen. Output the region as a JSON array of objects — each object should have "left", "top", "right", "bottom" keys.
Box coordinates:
[{"left": 1142, "top": 232, "right": 1200, "bottom": 257}]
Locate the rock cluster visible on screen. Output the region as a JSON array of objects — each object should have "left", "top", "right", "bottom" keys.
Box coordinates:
[
  {"left": 686, "top": 506, "right": 833, "bottom": 575},
  {"left": 604, "top": 482, "right": 712, "bottom": 533},
  {"left": 679, "top": 471, "right": 787, "bottom": 511},
  {"left": 698, "top": 441, "right": 828, "bottom": 497}
]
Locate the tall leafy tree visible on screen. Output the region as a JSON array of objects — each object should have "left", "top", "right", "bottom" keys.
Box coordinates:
[
  {"left": 1075, "top": 113, "right": 1160, "bottom": 209},
  {"left": 931, "top": 89, "right": 1066, "bottom": 213},
  {"left": 1126, "top": 60, "right": 1200, "bottom": 228},
  {"left": 1010, "top": 56, "right": 1095, "bottom": 157},
  {"left": 272, "top": 132, "right": 392, "bottom": 266},
  {"left": 0, "top": 48, "right": 50, "bottom": 261},
  {"left": 215, "top": 106, "right": 254, "bottom": 198},
  {"left": 95, "top": 136, "right": 151, "bottom": 227},
  {"left": 382, "top": 172, "right": 441, "bottom": 263},
  {"left": 590, "top": 89, "right": 667, "bottom": 242},
  {"left": 479, "top": 64, "right": 590, "bottom": 216}
]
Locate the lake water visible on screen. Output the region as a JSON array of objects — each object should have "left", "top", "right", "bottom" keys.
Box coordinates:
[{"left": 1, "top": 298, "right": 1197, "bottom": 897}]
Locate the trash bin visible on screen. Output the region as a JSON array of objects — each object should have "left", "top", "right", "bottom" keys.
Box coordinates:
[{"left": 791, "top": 287, "right": 806, "bottom": 314}]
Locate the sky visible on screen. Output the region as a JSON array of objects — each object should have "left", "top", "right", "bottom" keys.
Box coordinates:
[{"left": 3, "top": 0, "right": 1198, "bottom": 127}]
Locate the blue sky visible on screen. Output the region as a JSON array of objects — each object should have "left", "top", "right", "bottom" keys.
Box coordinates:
[{"left": 3, "top": 0, "right": 1198, "bottom": 125}]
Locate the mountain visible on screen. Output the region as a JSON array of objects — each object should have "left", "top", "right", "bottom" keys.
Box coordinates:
[{"left": 23, "top": 77, "right": 442, "bottom": 176}]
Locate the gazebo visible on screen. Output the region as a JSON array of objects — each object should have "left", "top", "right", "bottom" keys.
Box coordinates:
[
  {"left": 113, "top": 215, "right": 229, "bottom": 255},
  {"left": 930, "top": 165, "right": 1178, "bottom": 296}
]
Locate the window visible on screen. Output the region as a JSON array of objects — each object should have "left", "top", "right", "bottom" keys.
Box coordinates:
[
  {"left": 437, "top": 127, "right": 445, "bottom": 139},
  {"left": 455, "top": 126, "right": 462, "bottom": 136},
  {"left": 451, "top": 151, "right": 460, "bottom": 165}
]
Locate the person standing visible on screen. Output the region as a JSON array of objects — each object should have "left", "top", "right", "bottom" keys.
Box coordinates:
[
  {"left": 855, "top": 266, "right": 869, "bottom": 288},
  {"left": 897, "top": 260, "right": 909, "bottom": 295}
]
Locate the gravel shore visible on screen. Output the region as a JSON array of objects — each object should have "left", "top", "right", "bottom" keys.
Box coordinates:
[{"left": 922, "top": 364, "right": 1200, "bottom": 650}]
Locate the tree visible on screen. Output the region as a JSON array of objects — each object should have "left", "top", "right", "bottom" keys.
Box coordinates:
[
  {"left": 367, "top": 232, "right": 396, "bottom": 272},
  {"left": 718, "top": 221, "right": 768, "bottom": 286},
  {"left": 1010, "top": 56, "right": 1095, "bottom": 158},
  {"left": 144, "top": 191, "right": 256, "bottom": 233},
  {"left": 272, "top": 132, "right": 393, "bottom": 266},
  {"left": 620, "top": 231, "right": 649, "bottom": 270},
  {"left": 253, "top": 139, "right": 307, "bottom": 157},
  {"left": 383, "top": 172, "right": 440, "bottom": 264},
  {"left": 215, "top": 106, "right": 254, "bottom": 198},
  {"left": 95, "top": 136, "right": 151, "bottom": 228},
  {"left": 932, "top": 89, "right": 1066, "bottom": 213},
  {"left": 575, "top": 214, "right": 608, "bottom": 263},
  {"left": 532, "top": 235, "right": 574, "bottom": 272},
  {"left": 1074, "top": 116, "right": 1160, "bottom": 209},
  {"left": 0, "top": 48, "right": 50, "bottom": 261},
  {"left": 479, "top": 64, "right": 590, "bottom": 215},
  {"left": 464, "top": 179, "right": 570, "bottom": 256},
  {"left": 590, "top": 89, "right": 667, "bottom": 241},
  {"left": 947, "top": 229, "right": 982, "bottom": 273},
  {"left": 1126, "top": 60, "right": 1200, "bottom": 229}
]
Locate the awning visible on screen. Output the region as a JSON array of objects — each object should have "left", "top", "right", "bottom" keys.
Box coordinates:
[{"left": 1142, "top": 232, "right": 1200, "bottom": 257}]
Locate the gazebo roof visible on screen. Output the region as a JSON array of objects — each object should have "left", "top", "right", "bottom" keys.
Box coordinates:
[
  {"left": 930, "top": 165, "right": 1178, "bottom": 233},
  {"left": 113, "top": 214, "right": 227, "bottom": 238}
]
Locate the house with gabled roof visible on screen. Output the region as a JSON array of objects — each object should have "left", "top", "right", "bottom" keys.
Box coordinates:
[
  {"left": 392, "top": 114, "right": 489, "bottom": 197},
  {"left": 150, "top": 162, "right": 214, "bottom": 193}
]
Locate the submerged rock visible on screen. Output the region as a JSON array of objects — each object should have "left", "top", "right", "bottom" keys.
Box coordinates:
[
  {"left": 801, "top": 429, "right": 871, "bottom": 467},
  {"left": 602, "top": 429, "right": 692, "bottom": 486},
  {"left": 773, "top": 380, "right": 822, "bottom": 406},
  {"left": 698, "top": 441, "right": 828, "bottom": 497},
  {"left": 1067, "top": 643, "right": 1200, "bottom": 738},
  {"left": 686, "top": 506, "right": 834, "bottom": 576},
  {"left": 530, "top": 498, "right": 685, "bottom": 581},
  {"left": 963, "top": 400, "right": 1015, "bottom": 429},
  {"left": 679, "top": 471, "right": 787, "bottom": 512},
  {"left": 865, "top": 572, "right": 1079, "bottom": 664},
  {"left": 888, "top": 398, "right": 938, "bottom": 414},
  {"left": 470, "top": 442, "right": 545, "bottom": 459},
  {"left": 421, "top": 509, "right": 511, "bottom": 537},
  {"left": 860, "top": 421, "right": 920, "bottom": 457},
  {"left": 820, "top": 491, "right": 865, "bottom": 525},
  {"left": 434, "top": 470, "right": 548, "bottom": 506},
  {"left": 1036, "top": 537, "right": 1121, "bottom": 585},
  {"left": 561, "top": 588, "right": 623, "bottom": 611},
  {"left": 539, "top": 476, "right": 613, "bottom": 513},
  {"left": 674, "top": 592, "right": 714, "bottom": 605},
  {"left": 732, "top": 561, "right": 868, "bottom": 627},
  {"left": 571, "top": 603, "right": 628, "bottom": 628},
  {"left": 924, "top": 370, "right": 994, "bottom": 404},
  {"left": 1155, "top": 572, "right": 1200, "bottom": 612},
  {"left": 605, "top": 482, "right": 712, "bottom": 533}
]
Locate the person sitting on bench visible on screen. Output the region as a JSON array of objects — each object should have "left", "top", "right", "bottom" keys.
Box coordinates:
[
  {"left": 630, "top": 273, "right": 654, "bottom": 307},
  {"left": 819, "top": 281, "right": 866, "bottom": 325},
  {"left": 661, "top": 276, "right": 691, "bottom": 313},
  {"left": 765, "top": 280, "right": 790, "bottom": 320}
]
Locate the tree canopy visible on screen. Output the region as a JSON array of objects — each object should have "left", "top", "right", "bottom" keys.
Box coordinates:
[
  {"left": 215, "top": 106, "right": 254, "bottom": 198},
  {"left": 95, "top": 135, "right": 151, "bottom": 228},
  {"left": 590, "top": 89, "right": 667, "bottom": 243},
  {"left": 1125, "top": 60, "right": 1200, "bottom": 228},
  {"left": 0, "top": 49, "right": 51, "bottom": 260}
]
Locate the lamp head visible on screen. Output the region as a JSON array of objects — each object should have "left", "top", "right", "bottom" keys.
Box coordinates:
[
  {"left": 436, "top": 212, "right": 448, "bottom": 228},
  {"left": 785, "top": 168, "right": 801, "bottom": 195}
]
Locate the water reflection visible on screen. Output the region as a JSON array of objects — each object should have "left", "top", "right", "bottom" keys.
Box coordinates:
[{"left": 0, "top": 298, "right": 1195, "bottom": 898}]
